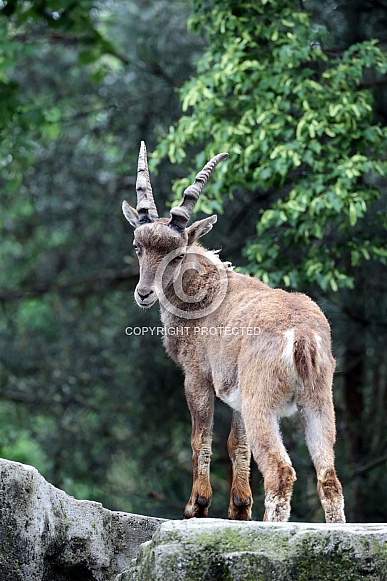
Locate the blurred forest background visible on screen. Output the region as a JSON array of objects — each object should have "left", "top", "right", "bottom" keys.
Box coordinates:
[{"left": 0, "top": 0, "right": 386, "bottom": 523}]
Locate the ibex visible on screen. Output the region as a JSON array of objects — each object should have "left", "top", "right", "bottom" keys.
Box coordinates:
[{"left": 122, "top": 141, "right": 345, "bottom": 523}]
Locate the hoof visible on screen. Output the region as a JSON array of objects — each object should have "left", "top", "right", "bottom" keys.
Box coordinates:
[
  {"left": 197, "top": 495, "right": 211, "bottom": 507},
  {"left": 228, "top": 495, "right": 252, "bottom": 521},
  {"left": 233, "top": 494, "right": 251, "bottom": 507},
  {"left": 184, "top": 494, "right": 212, "bottom": 518}
]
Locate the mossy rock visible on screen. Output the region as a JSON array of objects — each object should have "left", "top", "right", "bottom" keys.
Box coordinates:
[
  {"left": 0, "top": 459, "right": 164, "bottom": 580},
  {"left": 120, "top": 519, "right": 387, "bottom": 581}
]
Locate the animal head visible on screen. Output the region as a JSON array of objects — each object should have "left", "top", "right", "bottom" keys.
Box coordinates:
[{"left": 122, "top": 142, "right": 228, "bottom": 308}]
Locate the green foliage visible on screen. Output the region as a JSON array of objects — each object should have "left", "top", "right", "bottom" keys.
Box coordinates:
[
  {"left": 0, "top": 0, "right": 203, "bottom": 517},
  {"left": 0, "top": 0, "right": 386, "bottom": 525},
  {"left": 156, "top": 0, "right": 387, "bottom": 291},
  {"left": 0, "top": 0, "right": 118, "bottom": 196}
]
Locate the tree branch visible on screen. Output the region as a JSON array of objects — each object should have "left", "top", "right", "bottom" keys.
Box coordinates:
[
  {"left": 350, "top": 453, "right": 387, "bottom": 479},
  {"left": 359, "top": 78, "right": 387, "bottom": 89},
  {"left": 12, "top": 32, "right": 131, "bottom": 66},
  {"left": 0, "top": 266, "right": 139, "bottom": 302},
  {"left": 147, "top": 489, "right": 184, "bottom": 512}
]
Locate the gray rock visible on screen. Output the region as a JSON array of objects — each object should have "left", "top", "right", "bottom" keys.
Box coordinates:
[
  {"left": 0, "top": 459, "right": 164, "bottom": 580},
  {"left": 2, "top": 459, "right": 387, "bottom": 581},
  {"left": 123, "top": 518, "right": 387, "bottom": 580}
]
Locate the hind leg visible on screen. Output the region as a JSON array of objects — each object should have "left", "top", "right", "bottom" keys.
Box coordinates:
[
  {"left": 242, "top": 396, "right": 296, "bottom": 522},
  {"left": 227, "top": 411, "right": 253, "bottom": 520},
  {"left": 300, "top": 398, "right": 345, "bottom": 523},
  {"left": 259, "top": 418, "right": 296, "bottom": 522}
]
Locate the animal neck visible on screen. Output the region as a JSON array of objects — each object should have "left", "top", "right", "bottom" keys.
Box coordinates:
[{"left": 160, "top": 244, "right": 227, "bottom": 323}]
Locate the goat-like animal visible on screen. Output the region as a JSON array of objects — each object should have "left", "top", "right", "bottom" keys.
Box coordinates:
[{"left": 122, "top": 141, "right": 345, "bottom": 523}]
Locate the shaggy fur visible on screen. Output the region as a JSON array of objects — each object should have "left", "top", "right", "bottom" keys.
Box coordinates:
[{"left": 122, "top": 144, "right": 345, "bottom": 523}]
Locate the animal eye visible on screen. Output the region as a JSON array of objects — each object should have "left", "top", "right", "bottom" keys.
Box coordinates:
[
  {"left": 133, "top": 244, "right": 141, "bottom": 255},
  {"left": 175, "top": 253, "right": 185, "bottom": 261}
]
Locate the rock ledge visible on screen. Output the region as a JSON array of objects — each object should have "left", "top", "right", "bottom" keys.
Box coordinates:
[
  {"left": 0, "top": 459, "right": 164, "bottom": 581},
  {"left": 2, "top": 459, "right": 387, "bottom": 581},
  {"left": 124, "top": 518, "right": 387, "bottom": 581}
]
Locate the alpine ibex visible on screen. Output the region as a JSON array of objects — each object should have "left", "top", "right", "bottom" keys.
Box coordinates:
[{"left": 122, "top": 141, "right": 345, "bottom": 523}]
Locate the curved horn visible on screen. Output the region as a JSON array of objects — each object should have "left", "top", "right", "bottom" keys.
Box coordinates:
[
  {"left": 136, "top": 141, "right": 159, "bottom": 224},
  {"left": 169, "top": 152, "right": 229, "bottom": 233}
]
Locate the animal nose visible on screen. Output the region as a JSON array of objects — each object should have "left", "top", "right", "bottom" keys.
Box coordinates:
[{"left": 137, "top": 289, "right": 153, "bottom": 301}]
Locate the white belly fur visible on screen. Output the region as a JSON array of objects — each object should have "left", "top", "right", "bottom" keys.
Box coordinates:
[
  {"left": 218, "top": 388, "right": 242, "bottom": 412},
  {"left": 219, "top": 389, "right": 297, "bottom": 417}
]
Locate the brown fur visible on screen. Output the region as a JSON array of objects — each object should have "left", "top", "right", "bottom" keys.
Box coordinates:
[
  {"left": 293, "top": 330, "right": 318, "bottom": 387},
  {"left": 122, "top": 149, "right": 345, "bottom": 523},
  {"left": 227, "top": 411, "right": 252, "bottom": 520}
]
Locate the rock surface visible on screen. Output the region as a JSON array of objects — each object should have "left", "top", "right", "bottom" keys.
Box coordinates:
[
  {"left": 124, "top": 518, "right": 387, "bottom": 581},
  {"left": 2, "top": 459, "right": 387, "bottom": 581},
  {"left": 0, "top": 459, "right": 164, "bottom": 581}
]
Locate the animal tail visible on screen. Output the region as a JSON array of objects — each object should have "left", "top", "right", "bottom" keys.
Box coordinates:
[{"left": 293, "top": 329, "right": 319, "bottom": 388}]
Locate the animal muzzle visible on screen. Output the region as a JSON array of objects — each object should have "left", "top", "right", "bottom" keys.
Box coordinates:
[{"left": 135, "top": 284, "right": 157, "bottom": 308}]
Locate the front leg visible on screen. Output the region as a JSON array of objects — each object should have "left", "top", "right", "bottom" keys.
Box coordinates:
[
  {"left": 227, "top": 410, "right": 253, "bottom": 520},
  {"left": 184, "top": 376, "right": 214, "bottom": 519}
]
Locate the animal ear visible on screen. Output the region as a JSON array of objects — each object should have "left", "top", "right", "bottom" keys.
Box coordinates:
[
  {"left": 187, "top": 215, "right": 217, "bottom": 245},
  {"left": 122, "top": 200, "right": 139, "bottom": 228}
]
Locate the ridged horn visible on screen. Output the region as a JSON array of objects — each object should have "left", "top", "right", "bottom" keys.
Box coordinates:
[
  {"left": 136, "top": 141, "right": 159, "bottom": 224},
  {"left": 169, "top": 152, "right": 229, "bottom": 232}
]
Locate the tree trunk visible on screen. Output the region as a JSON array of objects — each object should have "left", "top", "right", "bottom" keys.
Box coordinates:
[{"left": 343, "top": 344, "right": 365, "bottom": 522}]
